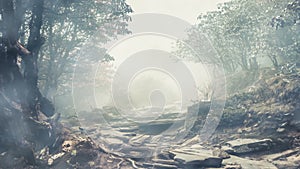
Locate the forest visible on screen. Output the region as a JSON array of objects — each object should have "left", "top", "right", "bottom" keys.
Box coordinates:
[{"left": 0, "top": 0, "right": 299, "bottom": 168}]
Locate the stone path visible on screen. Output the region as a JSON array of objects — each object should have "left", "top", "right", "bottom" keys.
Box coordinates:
[{"left": 68, "top": 105, "right": 300, "bottom": 169}]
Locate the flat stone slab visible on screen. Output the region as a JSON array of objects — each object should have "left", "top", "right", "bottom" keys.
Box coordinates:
[
  {"left": 143, "top": 162, "right": 178, "bottom": 169},
  {"left": 169, "top": 148, "right": 222, "bottom": 168},
  {"left": 138, "top": 119, "right": 184, "bottom": 135},
  {"left": 223, "top": 155, "right": 277, "bottom": 169},
  {"left": 117, "top": 127, "right": 138, "bottom": 133},
  {"left": 262, "top": 149, "right": 299, "bottom": 161},
  {"left": 225, "top": 138, "right": 272, "bottom": 154},
  {"left": 272, "top": 160, "right": 299, "bottom": 169}
]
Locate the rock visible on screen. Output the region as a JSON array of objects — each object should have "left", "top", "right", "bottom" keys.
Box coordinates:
[
  {"left": 221, "top": 146, "right": 235, "bottom": 154},
  {"left": 62, "top": 140, "right": 75, "bottom": 152},
  {"left": 225, "top": 138, "right": 272, "bottom": 154},
  {"left": 122, "top": 132, "right": 137, "bottom": 137},
  {"left": 272, "top": 160, "right": 299, "bottom": 169},
  {"left": 276, "top": 128, "right": 285, "bottom": 133},
  {"left": 212, "top": 147, "right": 230, "bottom": 159},
  {"left": 169, "top": 148, "right": 223, "bottom": 168},
  {"left": 129, "top": 134, "right": 151, "bottom": 146},
  {"left": 143, "top": 162, "right": 178, "bottom": 169},
  {"left": 138, "top": 119, "right": 184, "bottom": 135},
  {"left": 48, "top": 152, "right": 65, "bottom": 166},
  {"left": 123, "top": 146, "right": 154, "bottom": 160},
  {"left": 118, "top": 127, "right": 138, "bottom": 133},
  {"left": 224, "top": 164, "right": 242, "bottom": 169},
  {"left": 262, "top": 149, "right": 299, "bottom": 161},
  {"left": 180, "top": 135, "right": 200, "bottom": 147},
  {"left": 48, "top": 158, "right": 54, "bottom": 166},
  {"left": 223, "top": 155, "right": 277, "bottom": 169},
  {"left": 151, "top": 158, "right": 177, "bottom": 166},
  {"left": 268, "top": 148, "right": 300, "bottom": 169}
]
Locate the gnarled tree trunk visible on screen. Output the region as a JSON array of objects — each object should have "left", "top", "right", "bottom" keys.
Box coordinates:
[{"left": 0, "top": 0, "right": 57, "bottom": 167}]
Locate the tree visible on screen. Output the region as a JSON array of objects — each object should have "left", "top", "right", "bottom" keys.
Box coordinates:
[
  {"left": 37, "top": 0, "right": 132, "bottom": 100},
  {"left": 0, "top": 0, "right": 132, "bottom": 166},
  {"left": 270, "top": 0, "right": 300, "bottom": 65},
  {"left": 175, "top": 0, "right": 297, "bottom": 73},
  {"left": 0, "top": 0, "right": 56, "bottom": 166}
]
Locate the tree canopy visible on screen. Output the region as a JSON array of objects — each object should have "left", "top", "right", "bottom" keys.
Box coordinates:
[{"left": 175, "top": 0, "right": 300, "bottom": 73}]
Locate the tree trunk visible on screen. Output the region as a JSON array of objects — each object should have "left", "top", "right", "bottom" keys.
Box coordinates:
[
  {"left": 23, "top": 0, "right": 55, "bottom": 117},
  {"left": 0, "top": 0, "right": 56, "bottom": 166},
  {"left": 0, "top": 0, "right": 36, "bottom": 165}
]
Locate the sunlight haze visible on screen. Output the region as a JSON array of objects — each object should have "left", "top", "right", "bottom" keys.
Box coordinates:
[{"left": 126, "top": 0, "right": 231, "bottom": 23}]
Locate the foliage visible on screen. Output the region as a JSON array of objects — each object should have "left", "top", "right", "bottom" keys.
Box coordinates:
[
  {"left": 175, "top": 0, "right": 300, "bottom": 73},
  {"left": 35, "top": 0, "right": 132, "bottom": 99}
]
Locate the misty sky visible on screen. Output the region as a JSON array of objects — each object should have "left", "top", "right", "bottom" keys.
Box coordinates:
[
  {"left": 96, "top": 0, "right": 229, "bottom": 110},
  {"left": 126, "top": 0, "right": 231, "bottom": 23}
]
